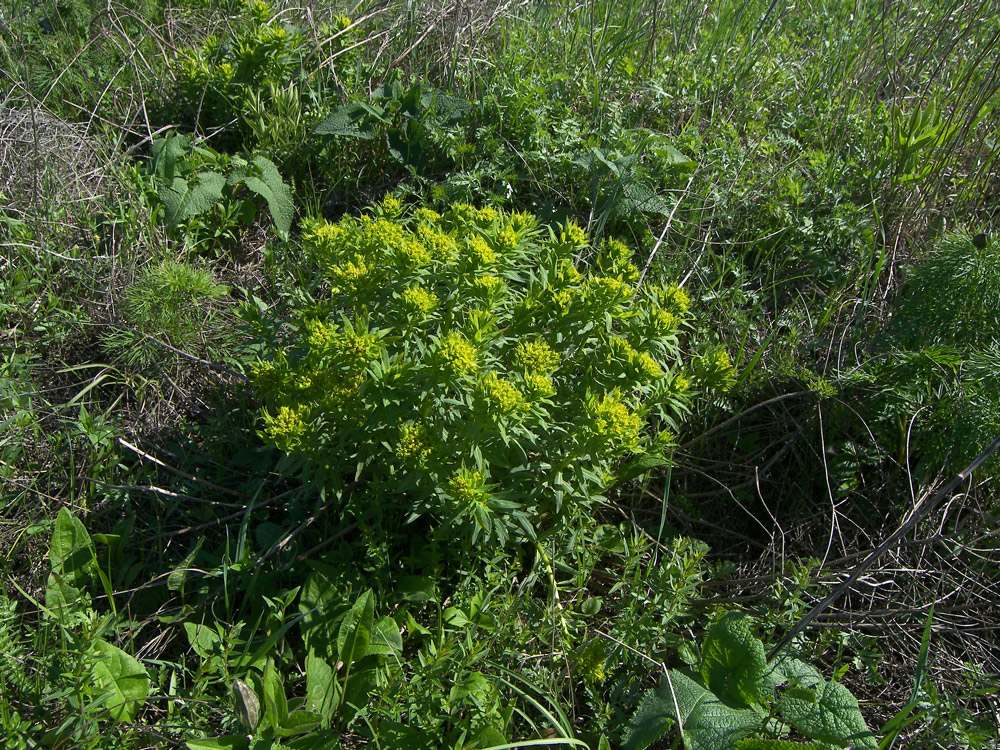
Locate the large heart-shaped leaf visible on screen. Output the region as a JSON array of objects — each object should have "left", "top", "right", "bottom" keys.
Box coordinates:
[{"left": 701, "top": 612, "right": 772, "bottom": 707}]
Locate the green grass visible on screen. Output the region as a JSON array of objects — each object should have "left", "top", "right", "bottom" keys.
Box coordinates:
[{"left": 1, "top": 0, "right": 999, "bottom": 747}]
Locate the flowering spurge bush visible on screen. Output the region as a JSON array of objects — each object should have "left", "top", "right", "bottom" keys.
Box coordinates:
[{"left": 253, "top": 198, "right": 732, "bottom": 544}]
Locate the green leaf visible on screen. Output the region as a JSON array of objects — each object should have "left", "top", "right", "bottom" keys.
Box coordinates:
[
  {"left": 186, "top": 736, "right": 250, "bottom": 750},
  {"left": 183, "top": 622, "right": 221, "bottom": 660},
  {"left": 49, "top": 507, "right": 95, "bottom": 586},
  {"left": 167, "top": 537, "right": 204, "bottom": 594},
  {"left": 368, "top": 616, "right": 402, "bottom": 655},
  {"left": 701, "top": 612, "right": 772, "bottom": 707},
  {"left": 243, "top": 156, "right": 294, "bottom": 239},
  {"left": 152, "top": 133, "right": 191, "bottom": 183},
  {"left": 304, "top": 652, "right": 338, "bottom": 721},
  {"left": 622, "top": 680, "right": 677, "bottom": 750},
  {"left": 614, "top": 453, "right": 669, "bottom": 485},
  {"left": 233, "top": 678, "right": 261, "bottom": 731},
  {"left": 262, "top": 662, "right": 289, "bottom": 729},
  {"left": 314, "top": 102, "right": 382, "bottom": 139},
  {"left": 89, "top": 638, "right": 150, "bottom": 723},
  {"left": 275, "top": 710, "right": 323, "bottom": 738},
  {"left": 159, "top": 171, "right": 225, "bottom": 226},
  {"left": 337, "top": 590, "right": 374, "bottom": 665},
  {"left": 772, "top": 657, "right": 823, "bottom": 689},
  {"left": 777, "top": 681, "right": 878, "bottom": 749},
  {"left": 625, "top": 671, "right": 761, "bottom": 750}
]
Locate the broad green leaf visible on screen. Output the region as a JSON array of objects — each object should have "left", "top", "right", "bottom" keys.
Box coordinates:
[
  {"left": 701, "top": 612, "right": 772, "bottom": 707},
  {"left": 397, "top": 575, "right": 437, "bottom": 602},
  {"left": 622, "top": 680, "right": 678, "bottom": 750},
  {"left": 89, "top": 638, "right": 150, "bottom": 723},
  {"left": 625, "top": 671, "right": 760, "bottom": 750},
  {"left": 159, "top": 171, "right": 225, "bottom": 226},
  {"left": 772, "top": 657, "right": 823, "bottom": 689},
  {"left": 305, "top": 652, "right": 338, "bottom": 721},
  {"left": 275, "top": 710, "right": 322, "bottom": 738},
  {"left": 314, "top": 102, "right": 382, "bottom": 139},
  {"left": 167, "top": 537, "right": 204, "bottom": 594},
  {"left": 777, "top": 681, "right": 878, "bottom": 749},
  {"left": 465, "top": 725, "right": 507, "bottom": 749},
  {"left": 44, "top": 570, "right": 89, "bottom": 623},
  {"left": 337, "top": 590, "right": 374, "bottom": 665},
  {"left": 49, "top": 507, "right": 95, "bottom": 586},
  {"left": 233, "top": 678, "right": 261, "bottom": 731},
  {"left": 152, "top": 133, "right": 191, "bottom": 183},
  {"left": 340, "top": 665, "right": 379, "bottom": 724},
  {"left": 449, "top": 671, "right": 493, "bottom": 709},
  {"left": 368, "top": 616, "right": 402, "bottom": 655},
  {"left": 262, "top": 662, "right": 289, "bottom": 728},
  {"left": 186, "top": 736, "right": 250, "bottom": 750},
  {"left": 245, "top": 156, "right": 293, "bottom": 238},
  {"left": 299, "top": 563, "right": 351, "bottom": 656},
  {"left": 183, "top": 622, "right": 221, "bottom": 660},
  {"left": 735, "top": 741, "right": 820, "bottom": 750}
]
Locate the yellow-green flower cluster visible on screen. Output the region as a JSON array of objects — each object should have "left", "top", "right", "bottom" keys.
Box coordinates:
[
  {"left": 633, "top": 352, "right": 663, "bottom": 379},
  {"left": 446, "top": 468, "right": 488, "bottom": 504},
  {"left": 472, "top": 275, "right": 505, "bottom": 299},
  {"left": 523, "top": 373, "right": 556, "bottom": 399},
  {"left": 262, "top": 405, "right": 308, "bottom": 449},
  {"left": 649, "top": 308, "right": 679, "bottom": 335},
  {"left": 401, "top": 286, "right": 438, "bottom": 315},
  {"left": 379, "top": 193, "right": 402, "bottom": 218},
  {"left": 560, "top": 221, "right": 588, "bottom": 247},
  {"left": 361, "top": 217, "right": 405, "bottom": 253},
  {"left": 599, "top": 238, "right": 639, "bottom": 284},
  {"left": 396, "top": 423, "right": 433, "bottom": 465},
  {"left": 304, "top": 319, "right": 335, "bottom": 350},
  {"left": 395, "top": 236, "right": 430, "bottom": 267},
  {"left": 514, "top": 340, "right": 560, "bottom": 374},
  {"left": 439, "top": 333, "right": 479, "bottom": 376},
  {"left": 336, "top": 331, "right": 381, "bottom": 371},
  {"left": 584, "top": 276, "right": 632, "bottom": 310},
  {"left": 414, "top": 207, "right": 441, "bottom": 224},
  {"left": 508, "top": 211, "right": 537, "bottom": 232},
  {"left": 416, "top": 225, "right": 455, "bottom": 259},
  {"left": 496, "top": 227, "right": 518, "bottom": 252},
  {"left": 465, "top": 235, "right": 497, "bottom": 266},
  {"left": 657, "top": 284, "right": 691, "bottom": 314},
  {"left": 479, "top": 372, "right": 525, "bottom": 416},
  {"left": 589, "top": 394, "right": 642, "bottom": 451},
  {"left": 331, "top": 255, "right": 372, "bottom": 290}
]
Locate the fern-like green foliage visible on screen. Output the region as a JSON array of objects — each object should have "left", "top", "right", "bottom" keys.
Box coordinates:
[
  {"left": 103, "top": 261, "right": 227, "bottom": 366},
  {"left": 846, "top": 231, "right": 1000, "bottom": 473},
  {"left": 0, "top": 594, "right": 29, "bottom": 695},
  {"left": 891, "top": 230, "right": 1000, "bottom": 350}
]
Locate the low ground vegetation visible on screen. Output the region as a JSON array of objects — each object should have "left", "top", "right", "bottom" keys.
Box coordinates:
[{"left": 1, "top": 0, "right": 999, "bottom": 748}]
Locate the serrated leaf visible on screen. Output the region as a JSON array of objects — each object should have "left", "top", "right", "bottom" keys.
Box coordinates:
[
  {"left": 152, "top": 133, "right": 191, "bottom": 183},
  {"left": 625, "top": 671, "right": 761, "bottom": 750},
  {"left": 772, "top": 657, "right": 823, "bottom": 689},
  {"left": 89, "top": 638, "right": 150, "bottom": 723},
  {"left": 159, "top": 171, "right": 225, "bottom": 226},
  {"left": 167, "top": 537, "right": 204, "bottom": 594},
  {"left": 314, "top": 102, "right": 382, "bottom": 139},
  {"left": 777, "top": 681, "right": 878, "bottom": 749},
  {"left": 622, "top": 680, "right": 677, "bottom": 750},
  {"left": 701, "top": 612, "right": 772, "bottom": 707},
  {"left": 337, "top": 590, "right": 373, "bottom": 665}
]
